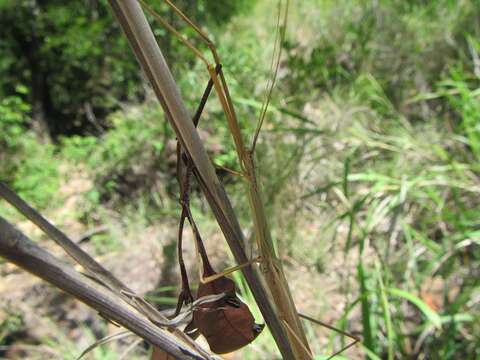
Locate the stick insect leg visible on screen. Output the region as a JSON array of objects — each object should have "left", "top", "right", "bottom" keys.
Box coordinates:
[
  {"left": 282, "top": 319, "right": 315, "bottom": 360},
  {"left": 181, "top": 195, "right": 261, "bottom": 284},
  {"left": 182, "top": 202, "right": 215, "bottom": 279},
  {"left": 174, "top": 64, "right": 221, "bottom": 315},
  {"left": 141, "top": 0, "right": 248, "bottom": 170},
  {"left": 190, "top": 63, "right": 244, "bottom": 178},
  {"left": 180, "top": 183, "right": 261, "bottom": 286},
  {"left": 212, "top": 163, "right": 246, "bottom": 179},
  {"left": 199, "top": 256, "right": 262, "bottom": 284},
  {"left": 299, "top": 313, "right": 360, "bottom": 360},
  {"left": 143, "top": 0, "right": 260, "bottom": 293},
  {"left": 173, "top": 129, "right": 193, "bottom": 316},
  {"left": 180, "top": 159, "right": 259, "bottom": 285},
  {"left": 174, "top": 203, "right": 193, "bottom": 315}
]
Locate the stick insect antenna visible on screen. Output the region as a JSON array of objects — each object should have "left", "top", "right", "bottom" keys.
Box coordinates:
[
  {"left": 251, "top": 0, "right": 289, "bottom": 153},
  {"left": 299, "top": 313, "right": 361, "bottom": 360}
]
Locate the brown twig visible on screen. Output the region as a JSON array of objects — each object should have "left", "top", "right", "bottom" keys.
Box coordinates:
[{"left": 0, "top": 216, "right": 210, "bottom": 360}]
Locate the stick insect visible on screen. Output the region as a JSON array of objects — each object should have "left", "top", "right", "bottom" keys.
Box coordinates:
[
  {"left": 173, "top": 64, "right": 264, "bottom": 354},
  {"left": 140, "top": 0, "right": 360, "bottom": 358}
]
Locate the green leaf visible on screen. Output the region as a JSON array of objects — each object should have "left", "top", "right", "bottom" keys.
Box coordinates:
[
  {"left": 377, "top": 266, "right": 394, "bottom": 360},
  {"left": 388, "top": 288, "right": 442, "bottom": 329},
  {"left": 358, "top": 263, "right": 375, "bottom": 352}
]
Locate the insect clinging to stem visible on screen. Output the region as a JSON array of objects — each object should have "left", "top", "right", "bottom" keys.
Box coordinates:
[
  {"left": 139, "top": 0, "right": 361, "bottom": 358},
  {"left": 171, "top": 62, "right": 265, "bottom": 354}
]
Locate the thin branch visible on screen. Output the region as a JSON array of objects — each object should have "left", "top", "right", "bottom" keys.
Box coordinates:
[
  {"left": 0, "top": 181, "right": 211, "bottom": 358},
  {"left": 0, "top": 216, "right": 211, "bottom": 360},
  {"left": 0, "top": 181, "right": 125, "bottom": 292}
]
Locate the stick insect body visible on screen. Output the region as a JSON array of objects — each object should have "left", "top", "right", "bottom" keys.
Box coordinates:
[
  {"left": 171, "top": 65, "right": 264, "bottom": 355},
  {"left": 141, "top": 0, "right": 359, "bottom": 359}
]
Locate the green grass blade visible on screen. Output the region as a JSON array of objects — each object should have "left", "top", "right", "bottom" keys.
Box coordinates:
[
  {"left": 377, "top": 266, "right": 394, "bottom": 360},
  {"left": 358, "top": 263, "right": 375, "bottom": 352},
  {"left": 388, "top": 288, "right": 442, "bottom": 329}
]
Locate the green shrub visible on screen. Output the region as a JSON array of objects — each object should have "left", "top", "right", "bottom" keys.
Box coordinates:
[{"left": 0, "top": 87, "right": 59, "bottom": 209}]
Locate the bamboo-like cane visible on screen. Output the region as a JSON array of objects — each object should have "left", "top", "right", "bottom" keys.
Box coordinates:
[
  {"left": 107, "top": 1, "right": 300, "bottom": 358},
  {"left": 0, "top": 181, "right": 213, "bottom": 359},
  {"left": 0, "top": 216, "right": 212, "bottom": 360}
]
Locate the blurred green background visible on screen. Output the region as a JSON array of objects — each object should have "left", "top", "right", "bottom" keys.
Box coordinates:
[{"left": 0, "top": 0, "right": 479, "bottom": 359}]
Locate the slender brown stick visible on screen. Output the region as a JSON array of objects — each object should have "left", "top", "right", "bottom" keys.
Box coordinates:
[
  {"left": 0, "top": 181, "right": 125, "bottom": 292},
  {"left": 0, "top": 217, "right": 209, "bottom": 360},
  {"left": 0, "top": 181, "right": 212, "bottom": 358},
  {"left": 299, "top": 313, "right": 360, "bottom": 360}
]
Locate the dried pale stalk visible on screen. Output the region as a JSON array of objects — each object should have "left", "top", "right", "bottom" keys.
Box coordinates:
[
  {"left": 0, "top": 181, "right": 213, "bottom": 359},
  {"left": 0, "top": 217, "right": 211, "bottom": 360},
  {"left": 107, "top": 0, "right": 300, "bottom": 358},
  {"left": 108, "top": 1, "right": 311, "bottom": 358}
]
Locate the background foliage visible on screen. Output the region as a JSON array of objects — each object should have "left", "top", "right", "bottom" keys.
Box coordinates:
[{"left": 0, "top": 0, "right": 479, "bottom": 359}]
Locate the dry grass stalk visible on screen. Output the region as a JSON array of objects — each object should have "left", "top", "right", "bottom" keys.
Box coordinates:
[
  {"left": 0, "top": 216, "right": 212, "bottom": 360},
  {"left": 0, "top": 181, "right": 218, "bottom": 359},
  {"left": 108, "top": 0, "right": 311, "bottom": 358}
]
